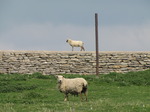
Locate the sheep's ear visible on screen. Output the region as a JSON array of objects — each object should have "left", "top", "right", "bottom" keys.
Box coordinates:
[{"left": 54, "top": 75, "right": 58, "bottom": 78}]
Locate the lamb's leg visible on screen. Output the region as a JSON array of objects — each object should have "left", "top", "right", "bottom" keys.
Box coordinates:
[{"left": 72, "top": 46, "right": 74, "bottom": 51}]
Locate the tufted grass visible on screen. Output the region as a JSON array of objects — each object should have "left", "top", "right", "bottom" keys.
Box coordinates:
[{"left": 0, "top": 70, "right": 150, "bottom": 112}]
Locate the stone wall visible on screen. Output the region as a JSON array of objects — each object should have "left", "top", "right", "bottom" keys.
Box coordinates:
[{"left": 0, "top": 51, "right": 150, "bottom": 75}]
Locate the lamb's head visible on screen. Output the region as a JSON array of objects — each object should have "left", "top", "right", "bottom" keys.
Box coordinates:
[{"left": 56, "top": 75, "right": 64, "bottom": 84}]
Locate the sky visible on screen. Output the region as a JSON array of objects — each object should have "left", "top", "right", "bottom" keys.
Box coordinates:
[{"left": 0, "top": 0, "right": 150, "bottom": 51}]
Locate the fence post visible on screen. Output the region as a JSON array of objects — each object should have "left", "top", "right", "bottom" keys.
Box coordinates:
[{"left": 95, "top": 13, "right": 99, "bottom": 76}]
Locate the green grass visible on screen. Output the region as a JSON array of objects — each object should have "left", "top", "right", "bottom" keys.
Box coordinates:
[{"left": 0, "top": 70, "right": 150, "bottom": 112}]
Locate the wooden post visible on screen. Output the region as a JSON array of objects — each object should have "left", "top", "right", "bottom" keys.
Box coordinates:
[{"left": 95, "top": 13, "right": 99, "bottom": 76}]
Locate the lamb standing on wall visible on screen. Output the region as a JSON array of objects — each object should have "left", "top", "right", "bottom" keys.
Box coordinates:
[
  {"left": 56, "top": 75, "right": 88, "bottom": 101},
  {"left": 66, "top": 39, "right": 85, "bottom": 51}
]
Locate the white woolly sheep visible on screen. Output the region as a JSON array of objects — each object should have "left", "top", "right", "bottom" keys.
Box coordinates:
[
  {"left": 56, "top": 75, "right": 88, "bottom": 101},
  {"left": 66, "top": 39, "right": 85, "bottom": 51}
]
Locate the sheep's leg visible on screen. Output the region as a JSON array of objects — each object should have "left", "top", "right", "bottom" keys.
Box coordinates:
[
  {"left": 81, "top": 46, "right": 85, "bottom": 51},
  {"left": 83, "top": 47, "right": 85, "bottom": 51},
  {"left": 80, "top": 47, "right": 82, "bottom": 51},
  {"left": 72, "top": 46, "right": 74, "bottom": 51},
  {"left": 80, "top": 93, "right": 83, "bottom": 101},
  {"left": 82, "top": 46, "right": 85, "bottom": 51},
  {"left": 84, "top": 92, "right": 88, "bottom": 101},
  {"left": 64, "top": 93, "right": 68, "bottom": 101}
]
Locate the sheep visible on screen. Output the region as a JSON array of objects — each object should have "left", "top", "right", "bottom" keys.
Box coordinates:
[
  {"left": 66, "top": 39, "right": 85, "bottom": 51},
  {"left": 56, "top": 75, "right": 88, "bottom": 101}
]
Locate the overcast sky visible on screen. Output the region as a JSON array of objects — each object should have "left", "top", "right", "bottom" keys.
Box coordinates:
[{"left": 0, "top": 0, "right": 150, "bottom": 51}]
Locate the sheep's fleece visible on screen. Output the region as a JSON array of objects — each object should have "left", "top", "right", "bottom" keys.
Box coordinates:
[
  {"left": 56, "top": 75, "right": 88, "bottom": 101},
  {"left": 66, "top": 39, "right": 85, "bottom": 51}
]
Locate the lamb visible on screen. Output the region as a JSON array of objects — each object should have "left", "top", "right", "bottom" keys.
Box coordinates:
[
  {"left": 56, "top": 75, "right": 88, "bottom": 101},
  {"left": 66, "top": 39, "right": 85, "bottom": 51}
]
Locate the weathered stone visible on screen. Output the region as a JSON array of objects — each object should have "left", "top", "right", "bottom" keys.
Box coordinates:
[{"left": 0, "top": 51, "right": 150, "bottom": 75}]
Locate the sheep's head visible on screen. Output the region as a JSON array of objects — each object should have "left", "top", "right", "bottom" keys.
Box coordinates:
[
  {"left": 56, "top": 75, "right": 64, "bottom": 84},
  {"left": 66, "top": 39, "right": 71, "bottom": 43}
]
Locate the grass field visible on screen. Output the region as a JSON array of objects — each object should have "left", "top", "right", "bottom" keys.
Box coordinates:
[{"left": 0, "top": 70, "right": 150, "bottom": 112}]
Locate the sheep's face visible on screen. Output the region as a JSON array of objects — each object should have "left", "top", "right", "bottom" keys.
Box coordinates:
[
  {"left": 66, "top": 39, "right": 71, "bottom": 43},
  {"left": 56, "top": 75, "right": 64, "bottom": 84}
]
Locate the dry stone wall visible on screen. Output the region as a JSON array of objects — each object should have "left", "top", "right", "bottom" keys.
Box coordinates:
[{"left": 0, "top": 51, "right": 150, "bottom": 75}]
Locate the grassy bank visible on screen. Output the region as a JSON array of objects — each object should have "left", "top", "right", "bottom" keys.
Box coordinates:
[{"left": 0, "top": 70, "right": 150, "bottom": 112}]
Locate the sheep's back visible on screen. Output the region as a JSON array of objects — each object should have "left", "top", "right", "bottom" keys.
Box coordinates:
[
  {"left": 70, "top": 41, "right": 83, "bottom": 47},
  {"left": 63, "top": 78, "right": 85, "bottom": 92}
]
